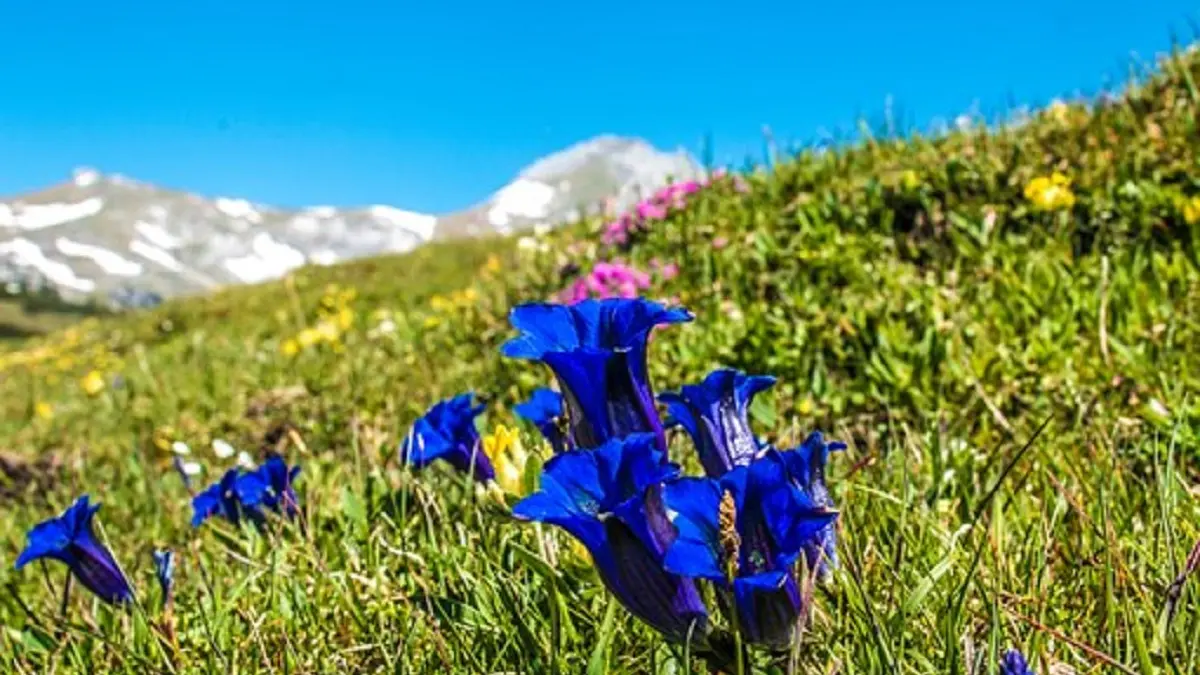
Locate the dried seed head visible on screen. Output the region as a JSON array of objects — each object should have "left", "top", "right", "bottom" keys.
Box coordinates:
[{"left": 718, "top": 489, "right": 740, "bottom": 580}]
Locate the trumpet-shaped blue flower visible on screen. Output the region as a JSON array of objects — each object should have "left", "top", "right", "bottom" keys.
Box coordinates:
[
  {"left": 191, "top": 455, "right": 302, "bottom": 529},
  {"left": 192, "top": 468, "right": 258, "bottom": 527},
  {"left": 779, "top": 431, "right": 845, "bottom": 579},
  {"left": 659, "top": 368, "right": 776, "bottom": 477},
  {"left": 513, "top": 433, "right": 709, "bottom": 642},
  {"left": 514, "top": 387, "right": 568, "bottom": 453},
  {"left": 15, "top": 495, "right": 134, "bottom": 605},
  {"left": 153, "top": 548, "right": 176, "bottom": 604},
  {"left": 663, "top": 451, "right": 837, "bottom": 649},
  {"left": 401, "top": 393, "right": 493, "bottom": 482},
  {"left": 1000, "top": 649, "right": 1036, "bottom": 675},
  {"left": 239, "top": 454, "right": 302, "bottom": 518},
  {"left": 501, "top": 298, "right": 692, "bottom": 451}
]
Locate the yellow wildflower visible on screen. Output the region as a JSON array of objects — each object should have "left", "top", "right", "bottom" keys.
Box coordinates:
[
  {"left": 80, "top": 370, "right": 106, "bottom": 396},
  {"left": 280, "top": 338, "right": 300, "bottom": 357},
  {"left": 482, "top": 254, "right": 502, "bottom": 275},
  {"left": 900, "top": 169, "right": 921, "bottom": 191},
  {"left": 429, "top": 294, "right": 450, "bottom": 312},
  {"left": 296, "top": 327, "right": 322, "bottom": 348},
  {"left": 1179, "top": 195, "right": 1200, "bottom": 226},
  {"left": 313, "top": 320, "right": 341, "bottom": 342},
  {"left": 484, "top": 424, "right": 527, "bottom": 495},
  {"left": 423, "top": 315, "right": 441, "bottom": 329},
  {"left": 34, "top": 401, "right": 53, "bottom": 420},
  {"left": 1024, "top": 172, "right": 1076, "bottom": 211},
  {"left": 335, "top": 306, "right": 355, "bottom": 330},
  {"left": 152, "top": 426, "right": 176, "bottom": 452}
]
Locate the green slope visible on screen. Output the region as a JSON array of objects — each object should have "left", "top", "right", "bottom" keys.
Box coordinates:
[{"left": 2, "top": 46, "right": 1200, "bottom": 674}]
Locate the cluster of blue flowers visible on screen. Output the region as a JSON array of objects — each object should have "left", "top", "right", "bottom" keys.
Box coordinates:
[
  {"left": 11, "top": 293, "right": 1042, "bottom": 672},
  {"left": 14, "top": 454, "right": 301, "bottom": 607},
  {"left": 402, "top": 297, "right": 846, "bottom": 656}
]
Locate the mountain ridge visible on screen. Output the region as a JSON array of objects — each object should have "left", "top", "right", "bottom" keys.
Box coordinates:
[{"left": 0, "top": 135, "right": 700, "bottom": 305}]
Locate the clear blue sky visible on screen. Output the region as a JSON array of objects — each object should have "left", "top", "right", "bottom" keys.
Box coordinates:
[{"left": 1, "top": 1, "right": 1196, "bottom": 213}]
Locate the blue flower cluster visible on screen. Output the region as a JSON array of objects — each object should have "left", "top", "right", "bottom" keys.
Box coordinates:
[
  {"left": 14, "top": 454, "right": 301, "bottom": 607},
  {"left": 401, "top": 297, "right": 846, "bottom": 655},
  {"left": 191, "top": 454, "right": 302, "bottom": 528}
]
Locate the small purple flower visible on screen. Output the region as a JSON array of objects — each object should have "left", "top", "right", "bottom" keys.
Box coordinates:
[
  {"left": 401, "top": 393, "right": 494, "bottom": 482},
  {"left": 1000, "top": 649, "right": 1036, "bottom": 675},
  {"left": 153, "top": 548, "right": 175, "bottom": 605},
  {"left": 15, "top": 495, "right": 134, "bottom": 605},
  {"left": 501, "top": 298, "right": 692, "bottom": 451},
  {"left": 238, "top": 454, "right": 303, "bottom": 518},
  {"left": 192, "top": 468, "right": 258, "bottom": 527},
  {"left": 659, "top": 368, "right": 777, "bottom": 477},
  {"left": 513, "top": 434, "right": 709, "bottom": 642}
]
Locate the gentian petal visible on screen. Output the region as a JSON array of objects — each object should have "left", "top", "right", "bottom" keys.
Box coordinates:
[
  {"left": 779, "top": 432, "right": 845, "bottom": 577},
  {"left": 732, "top": 571, "right": 803, "bottom": 650},
  {"left": 514, "top": 434, "right": 707, "bottom": 643},
  {"left": 662, "top": 478, "right": 726, "bottom": 582},
  {"left": 745, "top": 450, "right": 838, "bottom": 566},
  {"left": 515, "top": 387, "right": 569, "bottom": 452},
  {"left": 401, "top": 393, "right": 494, "bottom": 482},
  {"left": 501, "top": 298, "right": 692, "bottom": 451},
  {"left": 660, "top": 368, "right": 776, "bottom": 477},
  {"left": 17, "top": 496, "right": 134, "bottom": 605},
  {"left": 153, "top": 548, "right": 176, "bottom": 602},
  {"left": 1000, "top": 649, "right": 1036, "bottom": 675},
  {"left": 15, "top": 518, "right": 71, "bottom": 569},
  {"left": 591, "top": 517, "right": 709, "bottom": 643}
]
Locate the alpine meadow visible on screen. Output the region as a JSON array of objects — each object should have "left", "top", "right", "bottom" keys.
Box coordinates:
[{"left": 4, "top": 44, "right": 1200, "bottom": 675}]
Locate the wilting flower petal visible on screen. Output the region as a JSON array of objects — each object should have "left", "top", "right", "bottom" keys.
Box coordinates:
[
  {"left": 779, "top": 431, "right": 845, "bottom": 579},
  {"left": 501, "top": 298, "right": 692, "bottom": 451},
  {"left": 663, "top": 451, "right": 836, "bottom": 649},
  {"left": 513, "top": 434, "right": 708, "bottom": 642},
  {"left": 15, "top": 495, "right": 134, "bottom": 605},
  {"left": 660, "top": 368, "right": 776, "bottom": 477},
  {"left": 514, "top": 387, "right": 568, "bottom": 453},
  {"left": 400, "top": 393, "right": 494, "bottom": 482}
]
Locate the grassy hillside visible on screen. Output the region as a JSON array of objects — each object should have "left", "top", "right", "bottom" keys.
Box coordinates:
[{"left": 3, "top": 45, "right": 1200, "bottom": 673}]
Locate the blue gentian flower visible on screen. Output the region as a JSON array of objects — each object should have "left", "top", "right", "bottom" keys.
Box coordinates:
[
  {"left": 191, "top": 468, "right": 255, "bottom": 527},
  {"left": 659, "top": 368, "right": 777, "bottom": 477},
  {"left": 1000, "top": 649, "right": 1036, "bottom": 675},
  {"left": 191, "top": 456, "right": 304, "bottom": 528},
  {"left": 501, "top": 298, "right": 692, "bottom": 451},
  {"left": 240, "top": 454, "right": 302, "bottom": 518},
  {"left": 15, "top": 495, "right": 134, "bottom": 605},
  {"left": 779, "top": 431, "right": 845, "bottom": 579},
  {"left": 514, "top": 387, "right": 568, "bottom": 453},
  {"left": 513, "top": 433, "right": 709, "bottom": 642},
  {"left": 153, "top": 548, "right": 175, "bottom": 604},
  {"left": 401, "top": 393, "right": 494, "bottom": 482},
  {"left": 663, "top": 451, "right": 837, "bottom": 649}
]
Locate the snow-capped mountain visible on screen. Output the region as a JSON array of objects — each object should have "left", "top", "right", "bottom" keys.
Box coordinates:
[{"left": 0, "top": 135, "right": 699, "bottom": 305}]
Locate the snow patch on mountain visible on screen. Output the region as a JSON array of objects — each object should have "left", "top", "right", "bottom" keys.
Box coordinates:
[
  {"left": 0, "top": 238, "right": 96, "bottom": 292},
  {"left": 55, "top": 237, "right": 144, "bottom": 276},
  {"left": 130, "top": 239, "right": 185, "bottom": 272},
  {"left": 487, "top": 179, "right": 556, "bottom": 232},
  {"left": 0, "top": 198, "right": 105, "bottom": 230},
  {"left": 223, "top": 232, "right": 307, "bottom": 283}
]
